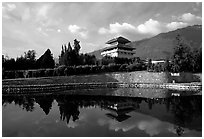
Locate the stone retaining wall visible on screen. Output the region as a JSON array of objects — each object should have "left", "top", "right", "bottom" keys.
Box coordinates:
[
  {"left": 109, "top": 71, "right": 201, "bottom": 83},
  {"left": 109, "top": 71, "right": 170, "bottom": 83},
  {"left": 2, "top": 82, "right": 201, "bottom": 94}
]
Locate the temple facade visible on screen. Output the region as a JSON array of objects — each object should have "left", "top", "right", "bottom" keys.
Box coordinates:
[{"left": 101, "top": 36, "right": 135, "bottom": 58}]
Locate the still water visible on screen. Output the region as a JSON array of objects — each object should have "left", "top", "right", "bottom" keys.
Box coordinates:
[{"left": 2, "top": 88, "right": 202, "bottom": 137}]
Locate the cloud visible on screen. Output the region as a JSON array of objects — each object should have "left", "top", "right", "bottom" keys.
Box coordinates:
[
  {"left": 138, "top": 120, "right": 162, "bottom": 136},
  {"left": 173, "top": 13, "right": 202, "bottom": 23},
  {"left": 97, "top": 112, "right": 175, "bottom": 136},
  {"left": 181, "top": 13, "right": 201, "bottom": 22},
  {"left": 68, "top": 25, "right": 88, "bottom": 39},
  {"left": 98, "top": 22, "right": 137, "bottom": 35},
  {"left": 98, "top": 18, "right": 191, "bottom": 37},
  {"left": 137, "top": 19, "right": 163, "bottom": 35},
  {"left": 2, "top": 3, "right": 16, "bottom": 19},
  {"left": 36, "top": 27, "right": 48, "bottom": 36},
  {"left": 166, "top": 22, "right": 188, "bottom": 31},
  {"left": 6, "top": 4, "right": 16, "bottom": 11},
  {"left": 155, "top": 13, "right": 161, "bottom": 17},
  {"left": 193, "top": 2, "right": 201, "bottom": 11},
  {"left": 37, "top": 4, "right": 51, "bottom": 18},
  {"left": 195, "top": 2, "right": 201, "bottom": 7},
  {"left": 22, "top": 8, "right": 31, "bottom": 21},
  {"left": 35, "top": 4, "right": 54, "bottom": 25},
  {"left": 98, "top": 27, "right": 108, "bottom": 34}
]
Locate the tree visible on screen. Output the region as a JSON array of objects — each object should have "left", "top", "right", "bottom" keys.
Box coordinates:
[
  {"left": 67, "top": 42, "right": 72, "bottom": 52},
  {"left": 3, "top": 58, "right": 16, "bottom": 70},
  {"left": 59, "top": 39, "right": 82, "bottom": 66},
  {"left": 73, "top": 39, "right": 81, "bottom": 54},
  {"left": 59, "top": 45, "right": 65, "bottom": 65},
  {"left": 147, "top": 58, "right": 152, "bottom": 71},
  {"left": 164, "top": 59, "right": 171, "bottom": 72},
  {"left": 15, "top": 56, "right": 27, "bottom": 70},
  {"left": 171, "top": 34, "right": 193, "bottom": 72},
  {"left": 191, "top": 47, "right": 202, "bottom": 73},
  {"left": 24, "top": 50, "right": 36, "bottom": 69},
  {"left": 79, "top": 54, "right": 96, "bottom": 65},
  {"left": 24, "top": 50, "right": 36, "bottom": 61},
  {"left": 36, "top": 49, "right": 55, "bottom": 69}
]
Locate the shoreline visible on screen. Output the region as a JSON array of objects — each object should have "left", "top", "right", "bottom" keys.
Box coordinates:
[
  {"left": 3, "top": 82, "right": 201, "bottom": 94},
  {"left": 2, "top": 71, "right": 202, "bottom": 94}
]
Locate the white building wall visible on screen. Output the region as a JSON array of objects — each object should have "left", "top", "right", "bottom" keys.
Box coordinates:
[
  {"left": 101, "top": 48, "right": 135, "bottom": 58},
  {"left": 101, "top": 48, "right": 118, "bottom": 57}
]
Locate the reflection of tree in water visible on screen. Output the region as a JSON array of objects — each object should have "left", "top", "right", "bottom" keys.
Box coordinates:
[
  {"left": 58, "top": 101, "right": 80, "bottom": 124},
  {"left": 145, "top": 98, "right": 166, "bottom": 110},
  {"left": 3, "top": 95, "right": 35, "bottom": 112},
  {"left": 2, "top": 96, "right": 14, "bottom": 106},
  {"left": 136, "top": 96, "right": 201, "bottom": 136},
  {"left": 55, "top": 95, "right": 143, "bottom": 124},
  {"left": 21, "top": 97, "right": 35, "bottom": 112},
  {"left": 170, "top": 96, "right": 202, "bottom": 136},
  {"left": 2, "top": 93, "right": 202, "bottom": 134},
  {"left": 35, "top": 96, "right": 54, "bottom": 115}
]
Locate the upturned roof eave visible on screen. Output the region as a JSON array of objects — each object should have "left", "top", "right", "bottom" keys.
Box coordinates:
[{"left": 105, "top": 36, "right": 131, "bottom": 44}]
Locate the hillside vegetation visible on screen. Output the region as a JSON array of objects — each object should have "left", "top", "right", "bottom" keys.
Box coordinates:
[{"left": 90, "top": 25, "right": 202, "bottom": 60}]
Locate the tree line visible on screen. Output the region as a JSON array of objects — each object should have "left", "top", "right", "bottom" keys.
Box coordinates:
[
  {"left": 3, "top": 49, "right": 55, "bottom": 71},
  {"left": 2, "top": 35, "right": 202, "bottom": 79},
  {"left": 59, "top": 39, "right": 96, "bottom": 66},
  {"left": 146, "top": 34, "right": 202, "bottom": 73}
]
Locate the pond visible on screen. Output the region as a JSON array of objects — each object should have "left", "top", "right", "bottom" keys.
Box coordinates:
[{"left": 2, "top": 88, "right": 202, "bottom": 137}]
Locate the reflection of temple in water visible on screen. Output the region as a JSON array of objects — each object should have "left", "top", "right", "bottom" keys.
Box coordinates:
[{"left": 103, "top": 101, "right": 138, "bottom": 122}]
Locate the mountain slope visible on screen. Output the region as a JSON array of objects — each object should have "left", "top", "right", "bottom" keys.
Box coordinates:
[{"left": 90, "top": 25, "right": 202, "bottom": 60}]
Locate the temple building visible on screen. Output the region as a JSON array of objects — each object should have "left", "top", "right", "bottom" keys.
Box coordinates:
[{"left": 101, "top": 36, "right": 135, "bottom": 58}]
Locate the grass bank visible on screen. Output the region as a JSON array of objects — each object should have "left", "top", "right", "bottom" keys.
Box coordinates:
[
  {"left": 2, "top": 71, "right": 202, "bottom": 94},
  {"left": 3, "top": 71, "right": 201, "bottom": 86}
]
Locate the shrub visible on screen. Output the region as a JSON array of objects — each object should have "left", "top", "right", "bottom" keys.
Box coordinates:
[
  {"left": 163, "top": 60, "right": 171, "bottom": 72},
  {"left": 23, "top": 71, "right": 29, "bottom": 78},
  {"left": 57, "top": 65, "right": 66, "bottom": 76},
  {"left": 101, "top": 65, "right": 108, "bottom": 72},
  {"left": 81, "top": 65, "right": 91, "bottom": 74},
  {"left": 64, "top": 67, "right": 68, "bottom": 76},
  {"left": 53, "top": 68, "right": 58, "bottom": 76},
  {"left": 28, "top": 70, "right": 33, "bottom": 78},
  {"left": 2, "top": 69, "right": 5, "bottom": 79},
  {"left": 38, "top": 69, "right": 46, "bottom": 77},
  {"left": 4, "top": 71, "right": 15, "bottom": 79},
  {"left": 107, "top": 63, "right": 120, "bottom": 72},
  {"left": 32, "top": 70, "right": 38, "bottom": 77},
  {"left": 75, "top": 65, "right": 83, "bottom": 74},
  {"left": 119, "top": 64, "right": 128, "bottom": 72},
  {"left": 102, "top": 56, "right": 114, "bottom": 65},
  {"left": 45, "top": 69, "right": 54, "bottom": 77},
  {"left": 127, "top": 64, "right": 135, "bottom": 72},
  {"left": 96, "top": 65, "right": 102, "bottom": 73},
  {"left": 127, "top": 63, "right": 143, "bottom": 72},
  {"left": 64, "top": 66, "right": 75, "bottom": 76},
  {"left": 90, "top": 65, "right": 98, "bottom": 73},
  {"left": 15, "top": 71, "right": 24, "bottom": 78}
]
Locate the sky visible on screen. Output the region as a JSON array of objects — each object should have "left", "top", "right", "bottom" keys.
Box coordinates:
[{"left": 2, "top": 2, "right": 202, "bottom": 59}]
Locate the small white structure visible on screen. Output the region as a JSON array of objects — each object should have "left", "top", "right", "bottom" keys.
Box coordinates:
[
  {"left": 151, "top": 60, "right": 166, "bottom": 64},
  {"left": 101, "top": 36, "right": 135, "bottom": 58}
]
